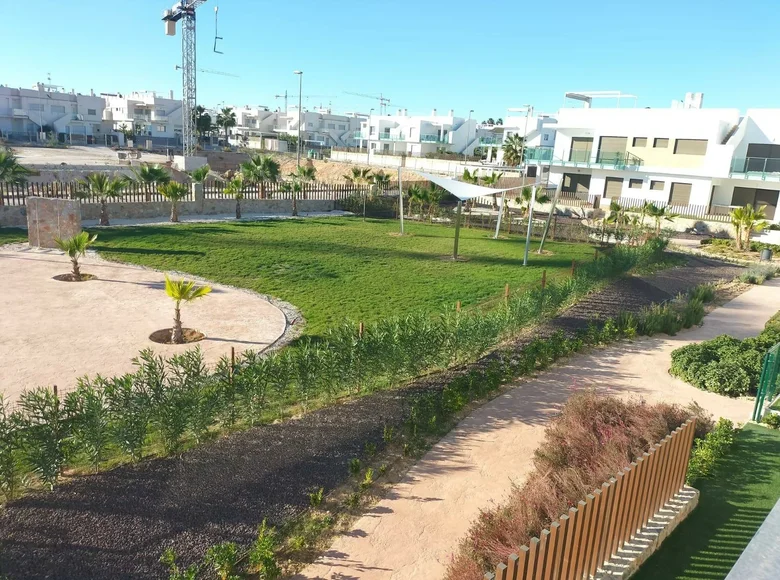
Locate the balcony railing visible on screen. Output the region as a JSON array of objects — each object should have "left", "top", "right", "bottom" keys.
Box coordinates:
[
  {"left": 523, "top": 146, "right": 555, "bottom": 162},
  {"left": 420, "top": 133, "right": 446, "bottom": 143},
  {"left": 556, "top": 149, "right": 643, "bottom": 169},
  {"left": 730, "top": 157, "right": 780, "bottom": 180},
  {"left": 479, "top": 136, "right": 503, "bottom": 145},
  {"left": 353, "top": 131, "right": 366, "bottom": 139},
  {"left": 379, "top": 133, "right": 406, "bottom": 141}
]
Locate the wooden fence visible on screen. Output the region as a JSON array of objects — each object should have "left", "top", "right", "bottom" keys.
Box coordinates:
[{"left": 485, "top": 419, "right": 697, "bottom": 580}]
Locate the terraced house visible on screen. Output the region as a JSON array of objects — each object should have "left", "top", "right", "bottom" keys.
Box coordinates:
[{"left": 535, "top": 92, "right": 780, "bottom": 223}]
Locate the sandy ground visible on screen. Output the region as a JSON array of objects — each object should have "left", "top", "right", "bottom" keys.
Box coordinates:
[
  {"left": 12, "top": 145, "right": 169, "bottom": 168},
  {"left": 80, "top": 210, "right": 352, "bottom": 228},
  {"left": 0, "top": 246, "right": 287, "bottom": 401},
  {"left": 298, "top": 280, "right": 780, "bottom": 580}
]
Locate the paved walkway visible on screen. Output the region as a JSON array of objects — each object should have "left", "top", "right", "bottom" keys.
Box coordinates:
[
  {"left": 298, "top": 280, "right": 780, "bottom": 580},
  {"left": 0, "top": 246, "right": 287, "bottom": 401}
]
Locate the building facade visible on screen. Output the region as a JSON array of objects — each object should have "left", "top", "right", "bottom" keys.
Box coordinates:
[
  {"left": 0, "top": 83, "right": 106, "bottom": 143},
  {"left": 280, "top": 106, "right": 363, "bottom": 149},
  {"left": 102, "top": 90, "right": 183, "bottom": 147}
]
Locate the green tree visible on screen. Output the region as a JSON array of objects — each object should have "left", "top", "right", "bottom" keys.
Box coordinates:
[
  {"left": 158, "top": 182, "right": 190, "bottom": 222},
  {"left": 280, "top": 179, "right": 303, "bottom": 217},
  {"left": 216, "top": 107, "right": 237, "bottom": 145},
  {"left": 344, "top": 167, "right": 372, "bottom": 184},
  {"left": 241, "top": 154, "right": 281, "bottom": 199},
  {"left": 193, "top": 105, "right": 213, "bottom": 141},
  {"left": 371, "top": 170, "right": 390, "bottom": 196},
  {"left": 606, "top": 199, "right": 628, "bottom": 237},
  {"left": 481, "top": 170, "right": 504, "bottom": 210},
  {"left": 164, "top": 275, "right": 212, "bottom": 344},
  {"left": 731, "top": 204, "right": 769, "bottom": 250},
  {"left": 502, "top": 134, "right": 525, "bottom": 166},
  {"left": 54, "top": 231, "right": 98, "bottom": 280},
  {"left": 645, "top": 203, "right": 680, "bottom": 235},
  {"left": 406, "top": 184, "right": 425, "bottom": 218},
  {"left": 132, "top": 163, "right": 170, "bottom": 201},
  {"left": 223, "top": 175, "right": 245, "bottom": 219},
  {"left": 292, "top": 165, "right": 316, "bottom": 200},
  {"left": 75, "top": 173, "right": 128, "bottom": 226},
  {"left": 514, "top": 185, "right": 551, "bottom": 218},
  {"left": 0, "top": 151, "right": 32, "bottom": 185}
]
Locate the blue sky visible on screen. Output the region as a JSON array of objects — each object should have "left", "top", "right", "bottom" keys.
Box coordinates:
[{"left": 1, "top": 0, "right": 778, "bottom": 119}]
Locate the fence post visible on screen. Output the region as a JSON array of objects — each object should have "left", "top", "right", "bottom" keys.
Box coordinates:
[
  {"left": 456, "top": 300, "right": 461, "bottom": 313},
  {"left": 541, "top": 270, "right": 547, "bottom": 289},
  {"left": 358, "top": 321, "right": 364, "bottom": 338},
  {"left": 570, "top": 260, "right": 576, "bottom": 277},
  {"left": 504, "top": 283, "right": 510, "bottom": 303}
]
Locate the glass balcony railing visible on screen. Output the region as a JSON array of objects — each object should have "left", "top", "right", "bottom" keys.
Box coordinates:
[
  {"left": 479, "top": 136, "right": 503, "bottom": 145},
  {"left": 379, "top": 133, "right": 406, "bottom": 141},
  {"left": 420, "top": 134, "right": 445, "bottom": 143},
  {"left": 523, "top": 147, "right": 554, "bottom": 162},
  {"left": 353, "top": 131, "right": 366, "bottom": 139},
  {"left": 730, "top": 157, "right": 780, "bottom": 176},
  {"left": 557, "top": 149, "right": 643, "bottom": 169}
]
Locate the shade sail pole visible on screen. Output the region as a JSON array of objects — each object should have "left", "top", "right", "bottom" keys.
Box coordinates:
[
  {"left": 538, "top": 183, "right": 561, "bottom": 253},
  {"left": 453, "top": 200, "right": 463, "bottom": 260},
  {"left": 493, "top": 191, "right": 506, "bottom": 239},
  {"left": 398, "top": 166, "right": 404, "bottom": 235},
  {"left": 523, "top": 186, "right": 537, "bottom": 266}
]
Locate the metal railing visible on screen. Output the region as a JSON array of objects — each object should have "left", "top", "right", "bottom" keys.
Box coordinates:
[
  {"left": 420, "top": 134, "right": 446, "bottom": 143},
  {"left": 379, "top": 133, "right": 406, "bottom": 141},
  {"left": 752, "top": 343, "right": 780, "bottom": 422},
  {"left": 614, "top": 196, "right": 731, "bottom": 222},
  {"left": 730, "top": 157, "right": 780, "bottom": 178},
  {"left": 479, "top": 136, "right": 503, "bottom": 145},
  {"left": 556, "top": 149, "right": 644, "bottom": 169},
  {"left": 524, "top": 147, "right": 555, "bottom": 162}
]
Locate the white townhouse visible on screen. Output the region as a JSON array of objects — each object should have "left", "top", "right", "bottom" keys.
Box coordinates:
[
  {"left": 280, "top": 106, "right": 364, "bottom": 149},
  {"left": 102, "top": 90, "right": 184, "bottom": 147}
]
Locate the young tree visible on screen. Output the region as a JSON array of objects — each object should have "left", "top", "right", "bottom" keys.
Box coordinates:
[
  {"left": 280, "top": 180, "right": 303, "bottom": 217},
  {"left": 158, "top": 182, "right": 190, "bottom": 222},
  {"left": 75, "top": 173, "right": 128, "bottom": 226},
  {"left": 132, "top": 163, "right": 170, "bottom": 201},
  {"left": 55, "top": 231, "right": 98, "bottom": 280},
  {"left": 502, "top": 134, "right": 525, "bottom": 166},
  {"left": 0, "top": 151, "right": 32, "bottom": 185},
  {"left": 241, "top": 154, "right": 280, "bottom": 198},
  {"left": 344, "top": 167, "right": 372, "bottom": 184},
  {"left": 216, "top": 107, "right": 237, "bottom": 145},
  {"left": 292, "top": 165, "right": 316, "bottom": 200},
  {"left": 193, "top": 105, "right": 213, "bottom": 141},
  {"left": 481, "top": 170, "right": 504, "bottom": 210},
  {"left": 645, "top": 203, "right": 679, "bottom": 235},
  {"left": 164, "top": 275, "right": 212, "bottom": 344},
  {"left": 189, "top": 164, "right": 210, "bottom": 184},
  {"left": 406, "top": 184, "right": 424, "bottom": 218},
  {"left": 371, "top": 170, "right": 390, "bottom": 196},
  {"left": 514, "top": 185, "right": 551, "bottom": 218},
  {"left": 731, "top": 204, "right": 769, "bottom": 250},
  {"left": 223, "top": 175, "right": 245, "bottom": 219}
]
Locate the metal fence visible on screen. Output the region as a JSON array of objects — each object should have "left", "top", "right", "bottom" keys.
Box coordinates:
[
  {"left": 485, "top": 419, "right": 697, "bottom": 580},
  {"left": 751, "top": 343, "right": 780, "bottom": 422},
  {"left": 617, "top": 196, "right": 731, "bottom": 223}
]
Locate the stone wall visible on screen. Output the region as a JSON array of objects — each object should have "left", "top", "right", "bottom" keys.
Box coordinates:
[
  {"left": 26, "top": 197, "right": 82, "bottom": 248},
  {"left": 1, "top": 198, "right": 335, "bottom": 227}
]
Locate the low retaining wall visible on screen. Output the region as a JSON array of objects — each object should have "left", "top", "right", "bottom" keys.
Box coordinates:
[{"left": 1, "top": 198, "right": 335, "bottom": 227}]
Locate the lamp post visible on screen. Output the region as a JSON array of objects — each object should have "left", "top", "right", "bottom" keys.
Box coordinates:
[
  {"left": 366, "top": 107, "right": 374, "bottom": 166},
  {"left": 294, "top": 70, "right": 303, "bottom": 168},
  {"left": 495, "top": 104, "right": 533, "bottom": 239},
  {"left": 464, "top": 109, "right": 474, "bottom": 162}
]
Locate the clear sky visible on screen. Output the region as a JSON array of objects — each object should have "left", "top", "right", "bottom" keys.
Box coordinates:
[{"left": 1, "top": 0, "right": 778, "bottom": 119}]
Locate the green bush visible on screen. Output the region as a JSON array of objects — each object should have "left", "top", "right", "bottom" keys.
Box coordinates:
[
  {"left": 739, "top": 264, "right": 780, "bottom": 285},
  {"left": 763, "top": 413, "right": 780, "bottom": 430},
  {"left": 687, "top": 418, "right": 737, "bottom": 484}
]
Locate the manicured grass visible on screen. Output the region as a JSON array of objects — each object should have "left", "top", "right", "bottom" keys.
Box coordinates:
[
  {"left": 634, "top": 423, "right": 780, "bottom": 580},
  {"left": 90, "top": 218, "right": 596, "bottom": 334},
  {"left": 0, "top": 227, "right": 26, "bottom": 245}
]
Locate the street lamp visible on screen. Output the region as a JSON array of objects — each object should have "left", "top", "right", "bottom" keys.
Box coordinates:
[
  {"left": 464, "top": 109, "right": 474, "bottom": 162},
  {"left": 495, "top": 104, "right": 533, "bottom": 239},
  {"left": 366, "top": 107, "right": 374, "bottom": 166},
  {"left": 294, "top": 70, "right": 303, "bottom": 168}
]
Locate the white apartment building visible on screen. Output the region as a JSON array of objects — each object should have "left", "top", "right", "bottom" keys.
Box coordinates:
[
  {"left": 280, "top": 106, "right": 363, "bottom": 148},
  {"left": 228, "top": 105, "right": 278, "bottom": 147},
  {"left": 0, "top": 83, "right": 106, "bottom": 143},
  {"left": 356, "top": 109, "right": 479, "bottom": 157},
  {"left": 102, "top": 90, "right": 183, "bottom": 146}
]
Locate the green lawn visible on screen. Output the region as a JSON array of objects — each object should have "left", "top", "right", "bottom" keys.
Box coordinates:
[
  {"left": 88, "top": 217, "right": 595, "bottom": 335},
  {"left": 634, "top": 423, "right": 780, "bottom": 580},
  {"left": 0, "top": 227, "right": 26, "bottom": 245}
]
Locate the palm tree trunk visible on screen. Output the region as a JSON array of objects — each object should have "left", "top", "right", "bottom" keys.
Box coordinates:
[
  {"left": 260, "top": 181, "right": 266, "bottom": 199},
  {"left": 72, "top": 258, "right": 81, "bottom": 280},
  {"left": 171, "top": 202, "right": 179, "bottom": 222},
  {"left": 145, "top": 183, "right": 151, "bottom": 202},
  {"left": 100, "top": 199, "right": 110, "bottom": 226},
  {"left": 236, "top": 199, "right": 241, "bottom": 219},
  {"left": 292, "top": 194, "right": 298, "bottom": 217},
  {"left": 172, "top": 304, "right": 183, "bottom": 344}
]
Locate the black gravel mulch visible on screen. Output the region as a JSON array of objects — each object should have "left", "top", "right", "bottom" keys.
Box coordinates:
[{"left": 0, "top": 254, "right": 743, "bottom": 580}]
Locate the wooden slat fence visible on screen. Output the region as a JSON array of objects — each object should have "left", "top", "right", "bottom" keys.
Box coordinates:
[
  {"left": 0, "top": 181, "right": 167, "bottom": 205},
  {"left": 485, "top": 419, "right": 697, "bottom": 580}
]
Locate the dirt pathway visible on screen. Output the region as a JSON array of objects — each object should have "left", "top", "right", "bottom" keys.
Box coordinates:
[{"left": 299, "top": 281, "right": 780, "bottom": 580}]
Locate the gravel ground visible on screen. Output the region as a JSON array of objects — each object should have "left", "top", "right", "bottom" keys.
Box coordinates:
[{"left": 0, "top": 254, "right": 743, "bottom": 580}]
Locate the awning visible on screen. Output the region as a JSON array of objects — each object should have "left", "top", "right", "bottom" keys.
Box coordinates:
[{"left": 411, "top": 171, "right": 529, "bottom": 201}]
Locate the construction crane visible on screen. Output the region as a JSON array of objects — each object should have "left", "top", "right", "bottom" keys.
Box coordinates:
[
  {"left": 163, "top": 0, "right": 209, "bottom": 157},
  {"left": 344, "top": 91, "right": 402, "bottom": 115},
  {"left": 175, "top": 64, "right": 239, "bottom": 78},
  {"left": 274, "top": 91, "right": 337, "bottom": 112}
]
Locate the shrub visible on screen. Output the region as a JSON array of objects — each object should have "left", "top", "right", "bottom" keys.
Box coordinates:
[
  {"left": 248, "top": 520, "right": 280, "bottom": 579},
  {"left": 204, "top": 542, "right": 239, "bottom": 580},
  {"left": 739, "top": 264, "right": 780, "bottom": 285},
  {"left": 689, "top": 283, "right": 716, "bottom": 304},
  {"left": 65, "top": 377, "right": 111, "bottom": 473},
  {"left": 0, "top": 397, "right": 26, "bottom": 501},
  {"left": 686, "top": 418, "right": 737, "bottom": 484},
  {"left": 308, "top": 487, "right": 324, "bottom": 507},
  {"left": 763, "top": 413, "right": 780, "bottom": 430}
]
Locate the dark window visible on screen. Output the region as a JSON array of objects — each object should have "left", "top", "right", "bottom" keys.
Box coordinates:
[
  {"left": 633, "top": 137, "right": 647, "bottom": 147},
  {"left": 650, "top": 180, "right": 665, "bottom": 191},
  {"left": 629, "top": 179, "right": 643, "bottom": 189},
  {"left": 653, "top": 138, "right": 669, "bottom": 148},
  {"left": 674, "top": 139, "right": 708, "bottom": 155}
]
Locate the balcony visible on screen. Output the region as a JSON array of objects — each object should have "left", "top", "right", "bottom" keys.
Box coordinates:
[
  {"left": 523, "top": 146, "right": 555, "bottom": 162},
  {"left": 420, "top": 133, "right": 446, "bottom": 143},
  {"left": 555, "top": 149, "right": 643, "bottom": 170},
  {"left": 479, "top": 136, "right": 503, "bottom": 145},
  {"left": 730, "top": 157, "right": 780, "bottom": 181},
  {"left": 379, "top": 132, "right": 406, "bottom": 141}
]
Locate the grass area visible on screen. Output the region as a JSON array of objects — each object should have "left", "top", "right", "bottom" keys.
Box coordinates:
[
  {"left": 90, "top": 217, "right": 596, "bottom": 334},
  {"left": 634, "top": 423, "right": 780, "bottom": 580},
  {"left": 0, "top": 227, "right": 26, "bottom": 245}
]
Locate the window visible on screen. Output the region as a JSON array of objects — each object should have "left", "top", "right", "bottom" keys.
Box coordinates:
[
  {"left": 369, "top": 126, "right": 376, "bottom": 135},
  {"left": 650, "top": 180, "right": 665, "bottom": 191},
  {"left": 543, "top": 134, "right": 549, "bottom": 141},
  {"left": 633, "top": 137, "right": 647, "bottom": 147},
  {"left": 669, "top": 182, "right": 692, "bottom": 206},
  {"left": 51, "top": 105, "right": 65, "bottom": 114},
  {"left": 629, "top": 179, "right": 643, "bottom": 189},
  {"left": 29, "top": 103, "right": 44, "bottom": 112},
  {"left": 133, "top": 108, "right": 146, "bottom": 116},
  {"left": 156, "top": 125, "right": 166, "bottom": 132},
  {"left": 674, "top": 139, "right": 708, "bottom": 155},
  {"left": 156, "top": 109, "right": 166, "bottom": 116},
  {"left": 653, "top": 138, "right": 669, "bottom": 148},
  {"left": 327, "top": 123, "right": 335, "bottom": 129},
  {"left": 604, "top": 177, "right": 623, "bottom": 199},
  {"left": 526, "top": 166, "right": 537, "bottom": 178},
  {"left": 87, "top": 108, "right": 96, "bottom": 116},
  {"left": 338, "top": 124, "right": 346, "bottom": 130}
]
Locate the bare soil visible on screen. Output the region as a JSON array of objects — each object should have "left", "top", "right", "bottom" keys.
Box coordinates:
[
  {"left": 148, "top": 328, "right": 205, "bottom": 345},
  {"left": 52, "top": 273, "right": 97, "bottom": 282}
]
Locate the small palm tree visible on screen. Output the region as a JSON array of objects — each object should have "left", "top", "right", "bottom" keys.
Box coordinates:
[
  {"left": 75, "top": 173, "right": 128, "bottom": 226},
  {"left": 189, "top": 164, "right": 210, "bottom": 184},
  {"left": 216, "top": 107, "right": 237, "bottom": 145},
  {"left": 731, "top": 204, "right": 769, "bottom": 250},
  {"left": 481, "top": 170, "right": 504, "bottom": 210},
  {"left": 158, "top": 182, "right": 190, "bottom": 222},
  {"left": 344, "top": 167, "right": 372, "bottom": 184},
  {"left": 280, "top": 179, "right": 303, "bottom": 216},
  {"left": 406, "top": 184, "right": 423, "bottom": 218},
  {"left": 645, "top": 203, "right": 679, "bottom": 235},
  {"left": 55, "top": 231, "right": 98, "bottom": 280},
  {"left": 371, "top": 171, "right": 390, "bottom": 197},
  {"left": 514, "top": 186, "right": 551, "bottom": 218},
  {"left": 223, "top": 175, "right": 245, "bottom": 219},
  {"left": 132, "top": 163, "right": 170, "bottom": 201},
  {"left": 426, "top": 185, "right": 443, "bottom": 222},
  {"left": 241, "top": 154, "right": 280, "bottom": 198},
  {"left": 164, "top": 275, "right": 212, "bottom": 344},
  {"left": 291, "top": 165, "right": 316, "bottom": 200},
  {"left": 606, "top": 200, "right": 628, "bottom": 237},
  {"left": 0, "top": 151, "right": 32, "bottom": 185},
  {"left": 502, "top": 134, "right": 525, "bottom": 167}
]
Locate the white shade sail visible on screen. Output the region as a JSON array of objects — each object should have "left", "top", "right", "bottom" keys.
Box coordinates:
[{"left": 411, "top": 171, "right": 529, "bottom": 201}]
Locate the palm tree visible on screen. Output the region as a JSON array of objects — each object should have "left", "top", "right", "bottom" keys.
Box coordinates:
[
  {"left": 730, "top": 204, "right": 769, "bottom": 250},
  {"left": 514, "top": 186, "right": 551, "bottom": 218},
  {"left": 223, "top": 175, "right": 245, "bottom": 219},
  {"left": 75, "top": 173, "right": 128, "bottom": 226},
  {"left": 406, "top": 184, "right": 424, "bottom": 218},
  {"left": 216, "top": 107, "right": 237, "bottom": 145},
  {"left": 158, "top": 182, "right": 190, "bottom": 222},
  {"left": 132, "top": 163, "right": 170, "bottom": 201},
  {"left": 371, "top": 171, "right": 390, "bottom": 196},
  {"left": 55, "top": 231, "right": 97, "bottom": 280},
  {"left": 164, "top": 275, "right": 212, "bottom": 344},
  {"left": 344, "top": 167, "right": 372, "bottom": 184},
  {"left": 280, "top": 179, "right": 303, "bottom": 216},
  {"left": 481, "top": 171, "right": 504, "bottom": 210},
  {"left": 0, "top": 151, "right": 31, "bottom": 186},
  {"left": 240, "top": 155, "right": 280, "bottom": 198},
  {"left": 292, "top": 165, "right": 316, "bottom": 200},
  {"left": 189, "top": 164, "right": 210, "bottom": 184},
  {"left": 502, "top": 134, "right": 525, "bottom": 167},
  {"left": 645, "top": 203, "right": 679, "bottom": 235},
  {"left": 606, "top": 200, "right": 627, "bottom": 236},
  {"left": 461, "top": 169, "right": 480, "bottom": 224},
  {"left": 193, "top": 105, "right": 212, "bottom": 141},
  {"left": 426, "top": 185, "right": 443, "bottom": 222}
]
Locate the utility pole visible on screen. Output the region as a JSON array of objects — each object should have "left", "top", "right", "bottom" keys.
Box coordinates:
[
  {"left": 464, "top": 109, "right": 474, "bottom": 162},
  {"left": 366, "top": 107, "right": 374, "bottom": 166},
  {"left": 294, "top": 71, "right": 303, "bottom": 168},
  {"left": 495, "top": 104, "right": 533, "bottom": 239}
]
